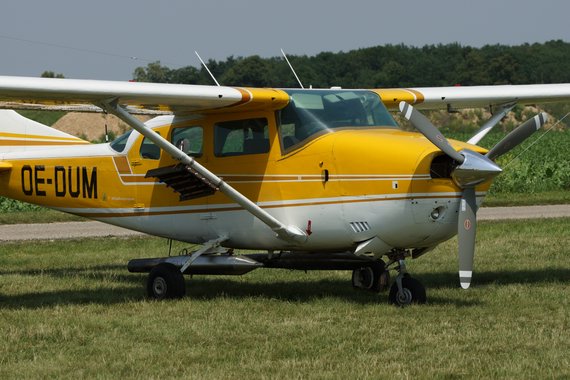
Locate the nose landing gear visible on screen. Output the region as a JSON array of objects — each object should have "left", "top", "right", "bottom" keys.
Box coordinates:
[{"left": 385, "top": 251, "right": 427, "bottom": 306}]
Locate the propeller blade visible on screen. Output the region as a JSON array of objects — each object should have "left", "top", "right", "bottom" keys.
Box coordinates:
[
  {"left": 458, "top": 187, "right": 477, "bottom": 289},
  {"left": 486, "top": 112, "right": 548, "bottom": 161},
  {"left": 399, "top": 101, "right": 465, "bottom": 164}
]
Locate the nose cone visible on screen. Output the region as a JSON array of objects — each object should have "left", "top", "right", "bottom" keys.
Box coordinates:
[{"left": 452, "top": 149, "right": 502, "bottom": 188}]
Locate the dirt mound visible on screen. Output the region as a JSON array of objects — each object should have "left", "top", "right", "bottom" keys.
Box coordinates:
[{"left": 52, "top": 113, "right": 151, "bottom": 141}]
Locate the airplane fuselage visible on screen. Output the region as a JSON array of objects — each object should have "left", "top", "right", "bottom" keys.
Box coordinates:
[{"left": 0, "top": 110, "right": 490, "bottom": 255}]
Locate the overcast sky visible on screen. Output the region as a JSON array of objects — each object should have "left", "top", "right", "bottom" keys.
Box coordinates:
[{"left": 1, "top": 0, "right": 569, "bottom": 81}]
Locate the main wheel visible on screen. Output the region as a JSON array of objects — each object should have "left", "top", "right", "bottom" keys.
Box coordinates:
[
  {"left": 351, "top": 260, "right": 388, "bottom": 292},
  {"left": 147, "top": 263, "right": 186, "bottom": 300},
  {"left": 389, "top": 276, "right": 427, "bottom": 306}
]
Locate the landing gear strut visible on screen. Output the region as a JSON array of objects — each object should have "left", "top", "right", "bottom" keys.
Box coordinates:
[{"left": 386, "top": 251, "right": 426, "bottom": 306}]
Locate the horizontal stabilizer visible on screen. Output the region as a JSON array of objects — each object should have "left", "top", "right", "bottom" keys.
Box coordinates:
[{"left": 0, "top": 110, "right": 88, "bottom": 153}]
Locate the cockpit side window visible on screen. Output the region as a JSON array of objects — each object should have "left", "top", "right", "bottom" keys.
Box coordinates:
[
  {"left": 214, "top": 118, "right": 269, "bottom": 157},
  {"left": 171, "top": 126, "right": 203, "bottom": 156}
]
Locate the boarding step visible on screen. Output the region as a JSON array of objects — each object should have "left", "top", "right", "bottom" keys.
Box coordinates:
[{"left": 146, "top": 164, "right": 218, "bottom": 201}]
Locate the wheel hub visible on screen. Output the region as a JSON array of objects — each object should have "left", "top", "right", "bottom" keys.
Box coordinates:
[
  {"left": 396, "top": 288, "right": 413, "bottom": 305},
  {"left": 152, "top": 277, "right": 167, "bottom": 296}
]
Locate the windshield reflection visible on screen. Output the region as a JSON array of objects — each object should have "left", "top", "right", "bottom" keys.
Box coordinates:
[{"left": 278, "top": 89, "right": 398, "bottom": 152}]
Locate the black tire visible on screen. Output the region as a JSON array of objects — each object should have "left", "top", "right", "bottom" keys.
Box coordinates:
[
  {"left": 389, "top": 276, "right": 427, "bottom": 306},
  {"left": 351, "top": 260, "right": 387, "bottom": 292},
  {"left": 147, "top": 263, "right": 186, "bottom": 300}
]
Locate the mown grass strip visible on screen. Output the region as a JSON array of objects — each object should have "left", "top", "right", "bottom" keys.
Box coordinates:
[{"left": 0, "top": 219, "right": 568, "bottom": 378}]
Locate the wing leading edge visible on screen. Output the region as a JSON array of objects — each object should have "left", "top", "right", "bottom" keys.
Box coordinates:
[
  {"left": 2, "top": 76, "right": 570, "bottom": 115},
  {"left": 0, "top": 76, "right": 289, "bottom": 115},
  {"left": 376, "top": 83, "right": 570, "bottom": 111}
]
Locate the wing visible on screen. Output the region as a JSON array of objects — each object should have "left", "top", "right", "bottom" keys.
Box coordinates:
[
  {"left": 0, "top": 76, "right": 289, "bottom": 115},
  {"left": 376, "top": 83, "right": 570, "bottom": 111}
]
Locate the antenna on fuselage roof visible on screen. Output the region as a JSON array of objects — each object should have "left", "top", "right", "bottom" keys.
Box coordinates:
[
  {"left": 195, "top": 51, "right": 221, "bottom": 87},
  {"left": 281, "top": 48, "right": 305, "bottom": 89}
]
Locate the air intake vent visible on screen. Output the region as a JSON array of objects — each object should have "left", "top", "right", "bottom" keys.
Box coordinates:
[
  {"left": 430, "top": 154, "right": 456, "bottom": 179},
  {"left": 350, "top": 222, "right": 370, "bottom": 233}
]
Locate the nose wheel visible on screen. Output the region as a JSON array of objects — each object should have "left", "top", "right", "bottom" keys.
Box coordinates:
[
  {"left": 386, "top": 252, "right": 427, "bottom": 306},
  {"left": 389, "top": 275, "right": 426, "bottom": 306}
]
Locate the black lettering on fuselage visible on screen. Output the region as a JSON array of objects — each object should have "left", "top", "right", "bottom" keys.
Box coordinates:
[
  {"left": 34, "top": 165, "right": 46, "bottom": 196},
  {"left": 68, "top": 166, "right": 81, "bottom": 198},
  {"left": 54, "top": 166, "right": 66, "bottom": 197},
  {"left": 82, "top": 167, "right": 97, "bottom": 199},
  {"left": 21, "top": 165, "right": 33, "bottom": 196},
  {"left": 20, "top": 165, "right": 98, "bottom": 199}
]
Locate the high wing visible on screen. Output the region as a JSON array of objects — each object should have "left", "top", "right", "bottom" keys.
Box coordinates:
[
  {"left": 2, "top": 75, "right": 570, "bottom": 115},
  {"left": 0, "top": 75, "right": 289, "bottom": 115},
  {"left": 376, "top": 83, "right": 570, "bottom": 111}
]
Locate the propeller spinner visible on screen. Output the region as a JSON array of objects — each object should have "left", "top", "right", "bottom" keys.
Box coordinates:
[{"left": 399, "top": 101, "right": 547, "bottom": 289}]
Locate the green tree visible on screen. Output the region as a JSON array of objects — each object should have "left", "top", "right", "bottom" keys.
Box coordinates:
[
  {"left": 41, "top": 71, "right": 65, "bottom": 78},
  {"left": 132, "top": 61, "right": 172, "bottom": 83}
]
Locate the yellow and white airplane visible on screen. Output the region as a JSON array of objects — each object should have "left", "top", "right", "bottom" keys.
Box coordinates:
[{"left": 0, "top": 75, "right": 569, "bottom": 305}]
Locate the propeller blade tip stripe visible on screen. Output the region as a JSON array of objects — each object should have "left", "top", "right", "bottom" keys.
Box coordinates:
[
  {"left": 460, "top": 271, "right": 472, "bottom": 289},
  {"left": 531, "top": 112, "right": 548, "bottom": 131},
  {"left": 399, "top": 101, "right": 413, "bottom": 120}
]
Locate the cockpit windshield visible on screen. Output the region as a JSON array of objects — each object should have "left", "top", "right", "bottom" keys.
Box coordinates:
[{"left": 278, "top": 89, "right": 398, "bottom": 151}]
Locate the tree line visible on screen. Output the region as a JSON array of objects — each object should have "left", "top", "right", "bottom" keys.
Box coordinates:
[{"left": 132, "top": 40, "right": 570, "bottom": 88}]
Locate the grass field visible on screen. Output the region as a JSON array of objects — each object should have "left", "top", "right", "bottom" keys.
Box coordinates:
[{"left": 1, "top": 218, "right": 569, "bottom": 379}]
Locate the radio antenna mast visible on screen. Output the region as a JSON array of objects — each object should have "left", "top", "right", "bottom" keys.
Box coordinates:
[
  {"left": 281, "top": 48, "right": 305, "bottom": 89},
  {"left": 195, "top": 51, "right": 221, "bottom": 87}
]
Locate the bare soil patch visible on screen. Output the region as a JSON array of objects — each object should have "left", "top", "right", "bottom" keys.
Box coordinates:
[{"left": 52, "top": 113, "right": 151, "bottom": 141}]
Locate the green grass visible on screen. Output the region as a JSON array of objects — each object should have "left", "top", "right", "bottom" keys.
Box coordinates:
[
  {"left": 0, "top": 219, "right": 569, "bottom": 378},
  {"left": 16, "top": 110, "right": 66, "bottom": 126},
  {"left": 482, "top": 190, "right": 570, "bottom": 207},
  {"left": 0, "top": 209, "right": 85, "bottom": 224}
]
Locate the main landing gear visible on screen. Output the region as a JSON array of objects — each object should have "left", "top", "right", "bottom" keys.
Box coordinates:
[
  {"left": 147, "top": 263, "right": 186, "bottom": 300},
  {"left": 351, "top": 260, "right": 390, "bottom": 292},
  {"left": 352, "top": 250, "right": 427, "bottom": 306}
]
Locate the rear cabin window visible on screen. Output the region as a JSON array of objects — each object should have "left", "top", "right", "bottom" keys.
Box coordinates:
[
  {"left": 214, "top": 118, "right": 269, "bottom": 157},
  {"left": 171, "top": 126, "right": 203, "bottom": 156}
]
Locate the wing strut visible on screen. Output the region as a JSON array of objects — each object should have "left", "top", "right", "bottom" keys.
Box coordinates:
[{"left": 99, "top": 99, "right": 308, "bottom": 244}]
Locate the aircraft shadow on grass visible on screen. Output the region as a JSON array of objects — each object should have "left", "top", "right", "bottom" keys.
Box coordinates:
[{"left": 0, "top": 266, "right": 568, "bottom": 309}]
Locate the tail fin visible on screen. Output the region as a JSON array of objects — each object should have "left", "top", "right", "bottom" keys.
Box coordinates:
[{"left": 0, "top": 110, "right": 88, "bottom": 153}]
